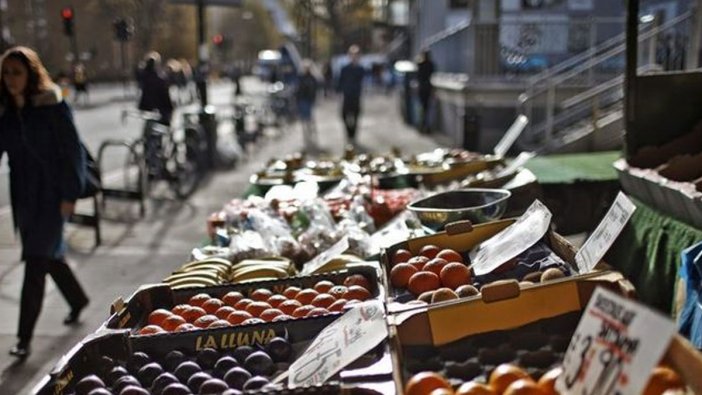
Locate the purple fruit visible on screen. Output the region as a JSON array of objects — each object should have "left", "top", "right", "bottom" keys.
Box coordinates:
[
  {"left": 244, "top": 351, "right": 274, "bottom": 376},
  {"left": 196, "top": 348, "right": 220, "bottom": 370},
  {"left": 150, "top": 372, "right": 178, "bottom": 395},
  {"left": 222, "top": 390, "right": 243, "bottom": 395},
  {"left": 198, "top": 378, "right": 228, "bottom": 394},
  {"left": 87, "top": 389, "right": 112, "bottom": 395},
  {"left": 213, "top": 356, "right": 239, "bottom": 378},
  {"left": 265, "top": 337, "right": 292, "bottom": 363},
  {"left": 243, "top": 376, "right": 269, "bottom": 391},
  {"left": 164, "top": 350, "right": 187, "bottom": 372},
  {"left": 174, "top": 361, "right": 202, "bottom": 383},
  {"left": 223, "top": 367, "right": 251, "bottom": 390},
  {"left": 119, "top": 385, "right": 149, "bottom": 395},
  {"left": 107, "top": 366, "right": 129, "bottom": 386},
  {"left": 231, "top": 346, "right": 255, "bottom": 363},
  {"left": 137, "top": 362, "right": 164, "bottom": 386},
  {"left": 76, "top": 375, "right": 105, "bottom": 395},
  {"left": 162, "top": 383, "right": 191, "bottom": 395},
  {"left": 187, "top": 371, "right": 212, "bottom": 393},
  {"left": 127, "top": 352, "right": 152, "bottom": 374},
  {"left": 112, "top": 376, "right": 141, "bottom": 393}
]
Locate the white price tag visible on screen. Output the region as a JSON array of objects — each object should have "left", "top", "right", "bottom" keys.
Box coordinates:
[
  {"left": 470, "top": 200, "right": 552, "bottom": 276},
  {"left": 575, "top": 192, "right": 636, "bottom": 273},
  {"left": 287, "top": 300, "right": 388, "bottom": 388},
  {"left": 301, "top": 236, "right": 350, "bottom": 275},
  {"left": 556, "top": 287, "right": 675, "bottom": 395},
  {"left": 369, "top": 210, "right": 415, "bottom": 256}
]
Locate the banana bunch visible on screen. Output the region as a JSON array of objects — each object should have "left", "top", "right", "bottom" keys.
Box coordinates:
[
  {"left": 227, "top": 258, "right": 296, "bottom": 284},
  {"left": 308, "top": 254, "right": 364, "bottom": 274},
  {"left": 164, "top": 258, "right": 232, "bottom": 289}
]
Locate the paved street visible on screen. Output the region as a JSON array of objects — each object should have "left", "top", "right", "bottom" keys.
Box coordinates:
[{"left": 0, "top": 78, "right": 438, "bottom": 394}]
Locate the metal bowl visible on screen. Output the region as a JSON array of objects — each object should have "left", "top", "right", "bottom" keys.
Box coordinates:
[{"left": 407, "top": 188, "right": 511, "bottom": 230}]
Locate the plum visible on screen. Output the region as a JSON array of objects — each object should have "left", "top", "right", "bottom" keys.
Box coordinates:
[
  {"left": 126, "top": 352, "right": 152, "bottom": 374},
  {"left": 186, "top": 371, "right": 212, "bottom": 393},
  {"left": 163, "top": 350, "right": 187, "bottom": 372},
  {"left": 137, "top": 362, "right": 164, "bottom": 387},
  {"left": 198, "top": 378, "right": 228, "bottom": 394},
  {"left": 150, "top": 372, "right": 179, "bottom": 395},
  {"left": 265, "top": 337, "right": 292, "bottom": 363},
  {"left": 161, "top": 383, "right": 191, "bottom": 395},
  {"left": 213, "top": 356, "right": 239, "bottom": 378},
  {"left": 243, "top": 376, "right": 269, "bottom": 391},
  {"left": 244, "top": 351, "right": 274, "bottom": 376},
  {"left": 195, "top": 347, "right": 220, "bottom": 370},
  {"left": 231, "top": 346, "right": 255, "bottom": 363},
  {"left": 174, "top": 361, "right": 202, "bottom": 383},
  {"left": 223, "top": 367, "right": 251, "bottom": 390},
  {"left": 112, "top": 376, "right": 141, "bottom": 393},
  {"left": 75, "top": 375, "right": 105, "bottom": 395}
]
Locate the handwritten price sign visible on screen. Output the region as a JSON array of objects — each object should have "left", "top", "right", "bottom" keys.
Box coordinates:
[
  {"left": 288, "top": 300, "right": 387, "bottom": 388},
  {"left": 556, "top": 287, "right": 675, "bottom": 395}
]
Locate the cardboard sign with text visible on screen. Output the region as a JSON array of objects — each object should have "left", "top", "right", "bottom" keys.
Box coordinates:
[
  {"left": 287, "top": 300, "right": 387, "bottom": 388},
  {"left": 556, "top": 287, "right": 675, "bottom": 395}
]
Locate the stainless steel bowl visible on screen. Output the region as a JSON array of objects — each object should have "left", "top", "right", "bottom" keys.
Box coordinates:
[{"left": 407, "top": 188, "right": 511, "bottom": 230}]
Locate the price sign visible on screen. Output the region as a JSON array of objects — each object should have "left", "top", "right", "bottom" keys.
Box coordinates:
[
  {"left": 470, "top": 200, "right": 552, "bottom": 276},
  {"left": 575, "top": 192, "right": 636, "bottom": 273},
  {"left": 301, "top": 236, "right": 349, "bottom": 275},
  {"left": 556, "top": 287, "right": 675, "bottom": 395},
  {"left": 288, "top": 300, "right": 388, "bottom": 388}
]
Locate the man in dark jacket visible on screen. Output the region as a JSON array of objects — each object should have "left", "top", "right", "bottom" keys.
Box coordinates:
[
  {"left": 417, "top": 49, "right": 435, "bottom": 134},
  {"left": 137, "top": 52, "right": 174, "bottom": 125},
  {"left": 337, "top": 45, "right": 365, "bottom": 144}
]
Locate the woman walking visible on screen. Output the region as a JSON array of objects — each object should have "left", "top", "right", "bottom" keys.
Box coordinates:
[
  {"left": 296, "top": 60, "right": 319, "bottom": 151},
  {"left": 0, "top": 46, "right": 89, "bottom": 358}
]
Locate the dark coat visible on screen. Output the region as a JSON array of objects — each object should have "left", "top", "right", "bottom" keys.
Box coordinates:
[
  {"left": 137, "top": 68, "right": 173, "bottom": 122},
  {"left": 0, "top": 86, "right": 86, "bottom": 260},
  {"left": 337, "top": 62, "right": 365, "bottom": 103},
  {"left": 296, "top": 72, "right": 318, "bottom": 104},
  {"left": 417, "top": 58, "right": 435, "bottom": 97}
]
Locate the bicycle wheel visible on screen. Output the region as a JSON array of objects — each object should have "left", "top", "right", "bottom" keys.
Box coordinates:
[
  {"left": 169, "top": 133, "right": 203, "bottom": 199},
  {"left": 123, "top": 145, "right": 149, "bottom": 196}
]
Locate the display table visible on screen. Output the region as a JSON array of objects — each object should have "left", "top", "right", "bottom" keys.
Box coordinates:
[
  {"left": 606, "top": 197, "right": 702, "bottom": 315},
  {"left": 524, "top": 151, "right": 621, "bottom": 235}
]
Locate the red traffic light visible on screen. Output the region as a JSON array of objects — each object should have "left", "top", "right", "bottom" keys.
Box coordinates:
[
  {"left": 61, "top": 7, "right": 74, "bottom": 20},
  {"left": 212, "top": 34, "right": 224, "bottom": 45}
]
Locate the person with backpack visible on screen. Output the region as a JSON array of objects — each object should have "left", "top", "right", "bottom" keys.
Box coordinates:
[
  {"left": 0, "top": 46, "right": 90, "bottom": 358},
  {"left": 137, "top": 52, "right": 174, "bottom": 125}
]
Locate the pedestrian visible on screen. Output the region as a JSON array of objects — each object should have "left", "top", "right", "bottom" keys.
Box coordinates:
[
  {"left": 137, "top": 52, "right": 174, "bottom": 125},
  {"left": 0, "top": 46, "right": 90, "bottom": 358},
  {"left": 337, "top": 45, "right": 365, "bottom": 145},
  {"left": 72, "top": 63, "right": 89, "bottom": 106},
  {"left": 295, "top": 60, "right": 319, "bottom": 151},
  {"left": 417, "top": 49, "right": 435, "bottom": 134},
  {"left": 322, "top": 60, "right": 333, "bottom": 97}
]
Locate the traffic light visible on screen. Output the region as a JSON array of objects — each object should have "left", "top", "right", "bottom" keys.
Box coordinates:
[
  {"left": 113, "top": 18, "right": 133, "bottom": 42},
  {"left": 212, "top": 34, "right": 224, "bottom": 47},
  {"left": 61, "top": 7, "right": 74, "bottom": 36}
]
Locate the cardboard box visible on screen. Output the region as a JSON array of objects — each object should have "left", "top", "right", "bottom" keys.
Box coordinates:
[{"left": 379, "top": 218, "right": 608, "bottom": 313}]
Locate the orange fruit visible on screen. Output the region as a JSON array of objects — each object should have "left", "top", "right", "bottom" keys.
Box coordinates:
[
  {"left": 182, "top": 306, "right": 207, "bottom": 323},
  {"left": 201, "top": 298, "right": 224, "bottom": 314},
  {"left": 241, "top": 317, "right": 266, "bottom": 325},
  {"left": 328, "top": 285, "right": 348, "bottom": 299},
  {"left": 431, "top": 288, "right": 459, "bottom": 303},
  {"left": 311, "top": 293, "right": 337, "bottom": 308},
  {"left": 408, "top": 271, "right": 441, "bottom": 296},
  {"left": 440, "top": 263, "right": 472, "bottom": 289},
  {"left": 489, "top": 364, "right": 531, "bottom": 394},
  {"left": 503, "top": 379, "right": 542, "bottom": 395},
  {"left": 226, "top": 310, "right": 253, "bottom": 325},
  {"left": 295, "top": 289, "right": 320, "bottom": 305},
  {"left": 214, "top": 306, "right": 236, "bottom": 320},
  {"left": 405, "top": 372, "right": 451, "bottom": 395},
  {"left": 283, "top": 286, "right": 302, "bottom": 299},
  {"left": 343, "top": 285, "right": 372, "bottom": 301},
  {"left": 423, "top": 258, "right": 448, "bottom": 276},
  {"left": 437, "top": 249, "right": 463, "bottom": 263},
  {"left": 419, "top": 245, "right": 440, "bottom": 259},
  {"left": 391, "top": 263, "right": 419, "bottom": 288},
  {"left": 245, "top": 301, "right": 272, "bottom": 317},
  {"left": 537, "top": 367, "right": 562, "bottom": 395},
  {"left": 272, "top": 314, "right": 294, "bottom": 322},
  {"left": 408, "top": 256, "right": 430, "bottom": 271},
  {"left": 193, "top": 314, "right": 219, "bottom": 328},
  {"left": 174, "top": 323, "right": 196, "bottom": 332},
  {"left": 171, "top": 304, "right": 190, "bottom": 316},
  {"left": 208, "top": 319, "right": 231, "bottom": 329},
  {"left": 343, "top": 274, "right": 371, "bottom": 291},
  {"left": 430, "top": 389, "right": 455, "bottom": 395},
  {"left": 188, "top": 293, "right": 211, "bottom": 307},
  {"left": 292, "top": 305, "right": 315, "bottom": 318},
  {"left": 456, "top": 382, "right": 496, "bottom": 395},
  {"left": 278, "top": 299, "right": 303, "bottom": 315},
  {"left": 260, "top": 308, "right": 285, "bottom": 322},
  {"left": 306, "top": 307, "right": 330, "bottom": 317},
  {"left": 139, "top": 325, "right": 166, "bottom": 335},
  {"left": 643, "top": 366, "right": 684, "bottom": 395},
  {"left": 267, "top": 294, "right": 288, "bottom": 308},
  {"left": 222, "top": 291, "right": 244, "bottom": 307},
  {"left": 328, "top": 298, "right": 347, "bottom": 312},
  {"left": 162, "top": 315, "right": 187, "bottom": 332},
  {"left": 393, "top": 249, "right": 412, "bottom": 266},
  {"left": 313, "top": 280, "right": 335, "bottom": 293},
  {"left": 251, "top": 288, "right": 274, "bottom": 302},
  {"left": 148, "top": 309, "right": 173, "bottom": 327},
  {"left": 234, "top": 298, "right": 254, "bottom": 310}
]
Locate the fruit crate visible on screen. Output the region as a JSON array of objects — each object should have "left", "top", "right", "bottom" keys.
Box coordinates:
[
  {"left": 379, "top": 218, "right": 607, "bottom": 313},
  {"left": 387, "top": 271, "right": 644, "bottom": 394},
  {"left": 102, "top": 264, "right": 385, "bottom": 334},
  {"left": 35, "top": 314, "right": 397, "bottom": 395}
]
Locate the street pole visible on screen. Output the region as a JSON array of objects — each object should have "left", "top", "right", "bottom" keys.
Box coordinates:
[
  {"left": 70, "top": 33, "right": 79, "bottom": 66},
  {"left": 197, "top": 0, "right": 208, "bottom": 107}
]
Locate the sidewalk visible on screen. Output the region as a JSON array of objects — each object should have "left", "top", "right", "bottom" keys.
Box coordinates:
[{"left": 0, "top": 82, "right": 439, "bottom": 393}]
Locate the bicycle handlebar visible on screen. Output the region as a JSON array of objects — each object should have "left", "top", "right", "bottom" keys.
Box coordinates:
[{"left": 121, "top": 109, "right": 163, "bottom": 125}]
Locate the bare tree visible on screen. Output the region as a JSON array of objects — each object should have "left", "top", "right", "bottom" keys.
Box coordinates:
[{"left": 290, "top": 0, "right": 373, "bottom": 53}]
